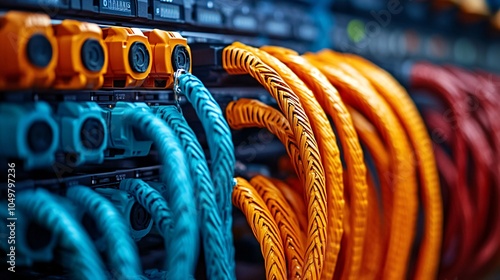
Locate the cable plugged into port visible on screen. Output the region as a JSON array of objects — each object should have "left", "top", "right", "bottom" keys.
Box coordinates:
[
  {"left": 95, "top": 188, "right": 153, "bottom": 241},
  {"left": 0, "top": 102, "right": 59, "bottom": 170},
  {"left": 52, "top": 20, "right": 108, "bottom": 89},
  {"left": 55, "top": 102, "right": 108, "bottom": 166},
  {"left": 101, "top": 102, "right": 153, "bottom": 159},
  {"left": 143, "top": 30, "right": 191, "bottom": 89},
  {"left": 0, "top": 11, "right": 58, "bottom": 90}
]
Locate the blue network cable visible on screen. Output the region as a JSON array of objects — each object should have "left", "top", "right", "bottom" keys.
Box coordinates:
[
  {"left": 156, "top": 106, "right": 234, "bottom": 279},
  {"left": 177, "top": 73, "right": 236, "bottom": 272},
  {"left": 65, "top": 186, "right": 143, "bottom": 279},
  {"left": 17, "top": 189, "right": 107, "bottom": 280},
  {"left": 124, "top": 108, "right": 199, "bottom": 278}
]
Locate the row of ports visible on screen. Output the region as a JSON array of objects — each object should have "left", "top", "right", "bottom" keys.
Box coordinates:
[
  {"left": 0, "top": 11, "right": 191, "bottom": 91},
  {"left": 0, "top": 101, "right": 182, "bottom": 170}
]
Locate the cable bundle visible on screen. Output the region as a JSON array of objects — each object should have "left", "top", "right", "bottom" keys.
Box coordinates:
[
  {"left": 410, "top": 63, "right": 500, "bottom": 278},
  {"left": 156, "top": 106, "right": 233, "bottom": 280},
  {"left": 222, "top": 42, "right": 450, "bottom": 280}
]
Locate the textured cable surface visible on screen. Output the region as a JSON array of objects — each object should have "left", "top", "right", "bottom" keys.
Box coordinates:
[
  {"left": 410, "top": 63, "right": 492, "bottom": 278},
  {"left": 177, "top": 73, "right": 236, "bottom": 272},
  {"left": 226, "top": 98, "right": 303, "bottom": 183},
  {"left": 17, "top": 189, "right": 107, "bottom": 280},
  {"left": 125, "top": 109, "right": 199, "bottom": 278},
  {"left": 233, "top": 42, "right": 344, "bottom": 280},
  {"left": 223, "top": 43, "right": 328, "bottom": 280},
  {"left": 65, "top": 186, "right": 142, "bottom": 279},
  {"left": 233, "top": 177, "right": 287, "bottom": 279},
  {"left": 251, "top": 175, "right": 305, "bottom": 279},
  {"left": 262, "top": 46, "right": 369, "bottom": 280},
  {"left": 306, "top": 54, "right": 418, "bottom": 280},
  {"left": 238, "top": 43, "right": 345, "bottom": 279},
  {"left": 119, "top": 178, "right": 173, "bottom": 247},
  {"left": 270, "top": 178, "right": 308, "bottom": 235},
  {"left": 156, "top": 106, "right": 234, "bottom": 280},
  {"left": 446, "top": 66, "right": 500, "bottom": 276},
  {"left": 347, "top": 107, "right": 389, "bottom": 280},
  {"left": 323, "top": 51, "right": 443, "bottom": 280}
]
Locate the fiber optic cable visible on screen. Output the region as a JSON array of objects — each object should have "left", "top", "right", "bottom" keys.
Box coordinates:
[
  {"left": 319, "top": 51, "right": 443, "bottom": 280},
  {"left": 155, "top": 105, "right": 233, "bottom": 280},
  {"left": 305, "top": 54, "right": 418, "bottom": 280},
  {"left": 17, "top": 189, "right": 107, "bottom": 280},
  {"left": 251, "top": 175, "right": 306, "bottom": 279},
  {"left": 176, "top": 73, "right": 236, "bottom": 273},
  {"left": 233, "top": 177, "right": 287, "bottom": 279},
  {"left": 124, "top": 109, "right": 199, "bottom": 278},
  {"left": 232, "top": 42, "right": 344, "bottom": 280},
  {"left": 223, "top": 43, "right": 328, "bottom": 280},
  {"left": 261, "top": 46, "right": 369, "bottom": 280},
  {"left": 65, "top": 186, "right": 142, "bottom": 279}
]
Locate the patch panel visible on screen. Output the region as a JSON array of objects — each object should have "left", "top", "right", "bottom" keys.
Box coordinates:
[{"left": 2, "top": 1, "right": 500, "bottom": 280}]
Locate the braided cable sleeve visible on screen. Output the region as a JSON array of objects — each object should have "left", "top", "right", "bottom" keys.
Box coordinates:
[
  {"left": 156, "top": 106, "right": 234, "bottom": 280},
  {"left": 223, "top": 43, "right": 328, "bottom": 280},
  {"left": 321, "top": 51, "right": 443, "bottom": 280},
  {"left": 233, "top": 42, "right": 344, "bottom": 280},
  {"left": 410, "top": 63, "right": 492, "bottom": 278},
  {"left": 225, "top": 98, "right": 304, "bottom": 184},
  {"left": 270, "top": 178, "right": 308, "bottom": 236},
  {"left": 65, "top": 186, "right": 142, "bottom": 279},
  {"left": 17, "top": 189, "right": 107, "bottom": 280},
  {"left": 177, "top": 73, "right": 236, "bottom": 271},
  {"left": 348, "top": 107, "right": 390, "bottom": 280},
  {"left": 446, "top": 67, "right": 500, "bottom": 276},
  {"left": 125, "top": 110, "right": 199, "bottom": 278},
  {"left": 261, "top": 46, "right": 369, "bottom": 280},
  {"left": 118, "top": 179, "right": 174, "bottom": 260},
  {"left": 233, "top": 177, "right": 287, "bottom": 279},
  {"left": 251, "top": 175, "right": 306, "bottom": 279},
  {"left": 305, "top": 54, "right": 418, "bottom": 280}
]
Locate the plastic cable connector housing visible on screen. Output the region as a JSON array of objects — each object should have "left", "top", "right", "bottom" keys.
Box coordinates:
[
  {"left": 102, "top": 102, "right": 153, "bottom": 159},
  {"left": 102, "top": 27, "right": 152, "bottom": 88},
  {"left": 53, "top": 20, "right": 108, "bottom": 89},
  {"left": 56, "top": 102, "right": 108, "bottom": 166},
  {"left": 0, "top": 11, "right": 58, "bottom": 90},
  {"left": 0, "top": 202, "right": 57, "bottom": 266},
  {"left": 95, "top": 188, "right": 153, "bottom": 241},
  {"left": 0, "top": 102, "right": 59, "bottom": 170},
  {"left": 143, "top": 30, "right": 191, "bottom": 89}
]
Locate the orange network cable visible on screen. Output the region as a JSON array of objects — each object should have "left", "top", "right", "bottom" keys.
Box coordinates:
[
  {"left": 320, "top": 51, "right": 443, "bottom": 280},
  {"left": 251, "top": 175, "right": 306, "bottom": 279},
  {"left": 225, "top": 98, "right": 309, "bottom": 241},
  {"left": 305, "top": 54, "right": 418, "bottom": 280},
  {"left": 233, "top": 177, "right": 287, "bottom": 279},
  {"left": 226, "top": 98, "right": 303, "bottom": 182},
  {"left": 230, "top": 42, "right": 344, "bottom": 280},
  {"left": 261, "top": 46, "right": 368, "bottom": 280},
  {"left": 270, "top": 178, "right": 308, "bottom": 236},
  {"left": 348, "top": 107, "right": 390, "bottom": 280},
  {"left": 223, "top": 42, "right": 328, "bottom": 280}
]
